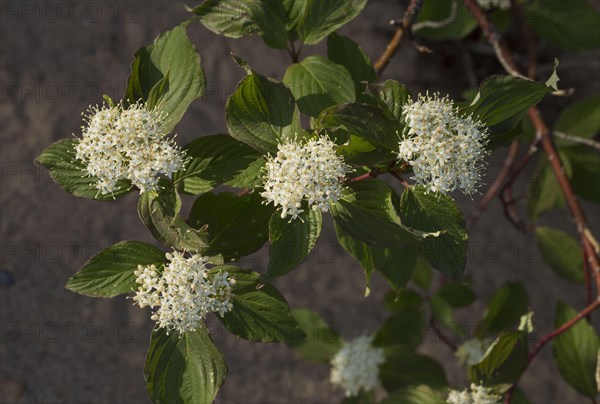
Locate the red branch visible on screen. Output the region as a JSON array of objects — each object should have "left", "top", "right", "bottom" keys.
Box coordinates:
[
  {"left": 374, "top": 0, "right": 424, "bottom": 75},
  {"left": 464, "top": 0, "right": 600, "bottom": 293},
  {"left": 463, "top": 1, "right": 600, "bottom": 401}
]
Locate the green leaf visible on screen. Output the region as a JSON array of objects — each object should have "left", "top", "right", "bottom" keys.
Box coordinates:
[
  {"left": 468, "top": 331, "right": 529, "bottom": 386},
  {"left": 189, "top": 192, "right": 273, "bottom": 261},
  {"left": 296, "top": 0, "right": 367, "bottom": 45},
  {"left": 335, "top": 222, "right": 417, "bottom": 291},
  {"left": 212, "top": 267, "right": 305, "bottom": 342},
  {"left": 327, "top": 33, "right": 376, "bottom": 103},
  {"left": 331, "top": 180, "right": 423, "bottom": 249},
  {"left": 283, "top": 55, "right": 355, "bottom": 117},
  {"left": 66, "top": 241, "right": 165, "bottom": 297},
  {"left": 264, "top": 208, "right": 322, "bottom": 282},
  {"left": 525, "top": 0, "right": 600, "bottom": 51},
  {"left": 125, "top": 25, "right": 206, "bottom": 133},
  {"left": 247, "top": 0, "right": 289, "bottom": 49},
  {"left": 412, "top": 257, "right": 433, "bottom": 291},
  {"left": 562, "top": 145, "right": 600, "bottom": 204},
  {"left": 283, "top": 0, "right": 310, "bottom": 31},
  {"left": 192, "top": 0, "right": 259, "bottom": 38},
  {"left": 463, "top": 75, "right": 551, "bottom": 149},
  {"left": 535, "top": 227, "right": 585, "bottom": 283},
  {"left": 35, "top": 139, "right": 131, "bottom": 200},
  {"left": 553, "top": 301, "right": 600, "bottom": 398},
  {"left": 137, "top": 183, "right": 210, "bottom": 253},
  {"left": 374, "top": 306, "right": 424, "bottom": 351},
  {"left": 365, "top": 80, "right": 411, "bottom": 122},
  {"left": 555, "top": 95, "right": 600, "bottom": 139},
  {"left": 380, "top": 385, "right": 446, "bottom": 404},
  {"left": 399, "top": 186, "right": 468, "bottom": 280},
  {"left": 174, "top": 134, "right": 263, "bottom": 194},
  {"left": 317, "top": 103, "right": 399, "bottom": 165},
  {"left": 413, "top": 0, "right": 476, "bottom": 40},
  {"left": 527, "top": 152, "right": 573, "bottom": 219},
  {"left": 384, "top": 289, "right": 424, "bottom": 313},
  {"left": 430, "top": 295, "right": 456, "bottom": 330},
  {"left": 436, "top": 281, "right": 477, "bottom": 307},
  {"left": 145, "top": 327, "right": 226, "bottom": 404},
  {"left": 341, "top": 390, "right": 375, "bottom": 404},
  {"left": 380, "top": 353, "right": 447, "bottom": 392},
  {"left": 289, "top": 309, "right": 343, "bottom": 363},
  {"left": 226, "top": 68, "right": 301, "bottom": 154},
  {"left": 478, "top": 282, "right": 529, "bottom": 337}
]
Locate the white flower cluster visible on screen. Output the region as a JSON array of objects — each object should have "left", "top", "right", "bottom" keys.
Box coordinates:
[
  {"left": 398, "top": 93, "right": 489, "bottom": 195},
  {"left": 261, "top": 135, "right": 349, "bottom": 220},
  {"left": 74, "top": 102, "right": 185, "bottom": 195},
  {"left": 132, "top": 251, "right": 235, "bottom": 334},
  {"left": 330, "top": 335, "right": 385, "bottom": 397},
  {"left": 447, "top": 383, "right": 502, "bottom": 404},
  {"left": 477, "top": 0, "right": 511, "bottom": 10}
]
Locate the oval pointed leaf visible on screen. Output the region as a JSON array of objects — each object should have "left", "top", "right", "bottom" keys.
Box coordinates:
[
  {"left": 145, "top": 327, "right": 227, "bottom": 404},
  {"left": 536, "top": 227, "right": 585, "bottom": 283},
  {"left": 66, "top": 241, "right": 165, "bottom": 297},
  {"left": 365, "top": 80, "right": 411, "bottom": 122},
  {"left": 283, "top": 55, "right": 355, "bottom": 117},
  {"left": 212, "top": 267, "right": 305, "bottom": 342},
  {"left": 192, "top": 0, "right": 259, "bottom": 38},
  {"left": 468, "top": 331, "right": 529, "bottom": 385},
  {"left": 463, "top": 75, "right": 551, "bottom": 149},
  {"left": 553, "top": 302, "right": 600, "bottom": 397},
  {"left": 525, "top": 0, "right": 600, "bottom": 51},
  {"left": 174, "top": 134, "right": 263, "bottom": 194},
  {"left": 138, "top": 183, "right": 210, "bottom": 253},
  {"left": 399, "top": 186, "right": 468, "bottom": 279},
  {"left": 35, "top": 139, "right": 131, "bottom": 200},
  {"left": 380, "top": 353, "right": 447, "bottom": 393},
  {"left": 264, "top": 209, "right": 322, "bottom": 283},
  {"left": 226, "top": 70, "right": 301, "bottom": 154},
  {"left": 296, "top": 0, "right": 367, "bottom": 45},
  {"left": 335, "top": 222, "right": 417, "bottom": 291},
  {"left": 126, "top": 25, "right": 206, "bottom": 133},
  {"left": 331, "top": 180, "right": 423, "bottom": 249},
  {"left": 189, "top": 192, "right": 273, "bottom": 261},
  {"left": 289, "top": 308, "right": 343, "bottom": 363},
  {"left": 478, "top": 282, "right": 529, "bottom": 336},
  {"left": 327, "top": 33, "right": 376, "bottom": 103}
]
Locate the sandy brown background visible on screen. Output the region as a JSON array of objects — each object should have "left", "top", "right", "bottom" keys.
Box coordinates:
[{"left": 1, "top": 1, "right": 599, "bottom": 403}]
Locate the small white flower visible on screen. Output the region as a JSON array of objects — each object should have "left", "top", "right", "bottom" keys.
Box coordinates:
[
  {"left": 398, "top": 93, "right": 489, "bottom": 195},
  {"left": 261, "top": 135, "right": 350, "bottom": 220},
  {"left": 477, "top": 0, "right": 511, "bottom": 10},
  {"left": 330, "top": 335, "right": 385, "bottom": 397},
  {"left": 447, "top": 383, "right": 502, "bottom": 404},
  {"left": 132, "top": 251, "right": 234, "bottom": 334},
  {"left": 74, "top": 102, "right": 186, "bottom": 195}
]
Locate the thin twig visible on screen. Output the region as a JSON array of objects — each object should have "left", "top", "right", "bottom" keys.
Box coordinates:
[
  {"left": 554, "top": 131, "right": 600, "bottom": 151},
  {"left": 499, "top": 142, "right": 539, "bottom": 232},
  {"left": 374, "top": 0, "right": 424, "bottom": 75},
  {"left": 470, "top": 140, "right": 519, "bottom": 227},
  {"left": 464, "top": 0, "right": 600, "bottom": 294},
  {"left": 390, "top": 171, "right": 411, "bottom": 188}
]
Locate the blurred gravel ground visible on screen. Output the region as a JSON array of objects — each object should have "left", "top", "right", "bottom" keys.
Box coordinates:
[{"left": 1, "top": 1, "right": 599, "bottom": 403}]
